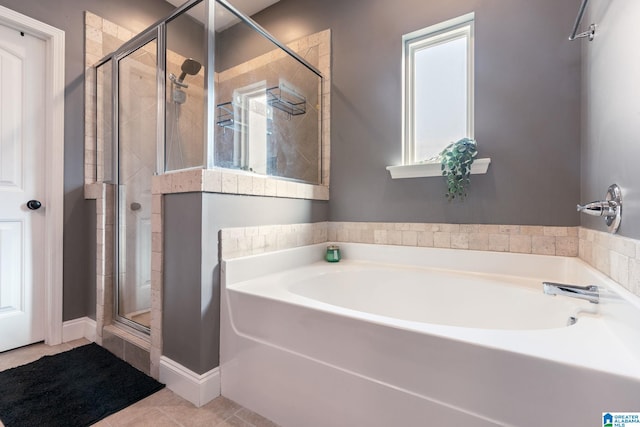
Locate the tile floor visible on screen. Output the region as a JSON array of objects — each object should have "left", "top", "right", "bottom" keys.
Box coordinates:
[{"left": 0, "top": 340, "right": 278, "bottom": 427}]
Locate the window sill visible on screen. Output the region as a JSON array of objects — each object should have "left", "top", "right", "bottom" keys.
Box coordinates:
[{"left": 386, "top": 158, "right": 491, "bottom": 179}]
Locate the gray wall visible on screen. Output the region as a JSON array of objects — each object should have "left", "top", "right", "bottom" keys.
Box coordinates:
[
  {"left": 164, "top": 192, "right": 328, "bottom": 374},
  {"left": 2, "top": 0, "right": 587, "bottom": 367},
  {"left": 234, "top": 0, "right": 582, "bottom": 226},
  {"left": 0, "top": 0, "right": 191, "bottom": 320},
  {"left": 582, "top": 0, "right": 640, "bottom": 239}
]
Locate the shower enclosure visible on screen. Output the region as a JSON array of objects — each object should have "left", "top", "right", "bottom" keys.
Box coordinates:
[{"left": 91, "top": 0, "right": 325, "bottom": 333}]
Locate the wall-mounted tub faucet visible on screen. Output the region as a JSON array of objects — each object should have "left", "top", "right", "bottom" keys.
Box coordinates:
[
  {"left": 577, "top": 184, "right": 622, "bottom": 233},
  {"left": 543, "top": 282, "right": 599, "bottom": 304}
]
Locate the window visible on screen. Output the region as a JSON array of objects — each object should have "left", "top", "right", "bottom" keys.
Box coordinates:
[{"left": 403, "top": 13, "right": 474, "bottom": 164}]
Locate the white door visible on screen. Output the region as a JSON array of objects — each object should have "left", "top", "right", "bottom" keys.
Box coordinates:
[{"left": 0, "top": 22, "right": 46, "bottom": 352}]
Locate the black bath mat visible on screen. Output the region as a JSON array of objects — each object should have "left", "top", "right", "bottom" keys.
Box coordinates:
[{"left": 0, "top": 343, "right": 164, "bottom": 427}]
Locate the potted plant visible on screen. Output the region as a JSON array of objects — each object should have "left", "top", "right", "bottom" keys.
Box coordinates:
[{"left": 440, "top": 137, "right": 478, "bottom": 200}]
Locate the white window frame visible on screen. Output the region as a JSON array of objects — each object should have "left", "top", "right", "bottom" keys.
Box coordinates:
[{"left": 402, "top": 12, "right": 475, "bottom": 165}]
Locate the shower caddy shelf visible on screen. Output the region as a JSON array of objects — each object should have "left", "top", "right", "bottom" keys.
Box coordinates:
[
  {"left": 266, "top": 85, "right": 306, "bottom": 117},
  {"left": 216, "top": 102, "right": 237, "bottom": 130},
  {"left": 216, "top": 85, "right": 306, "bottom": 130}
]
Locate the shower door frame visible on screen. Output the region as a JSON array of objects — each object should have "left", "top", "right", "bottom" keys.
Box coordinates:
[
  {"left": 110, "top": 26, "right": 166, "bottom": 335},
  {"left": 98, "top": 0, "right": 207, "bottom": 338}
]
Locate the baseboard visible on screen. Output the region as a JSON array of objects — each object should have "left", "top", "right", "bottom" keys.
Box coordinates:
[
  {"left": 62, "top": 317, "right": 97, "bottom": 343},
  {"left": 159, "top": 356, "right": 220, "bottom": 407}
]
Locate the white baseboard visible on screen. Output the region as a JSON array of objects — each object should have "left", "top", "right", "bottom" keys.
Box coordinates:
[
  {"left": 159, "top": 356, "right": 220, "bottom": 407},
  {"left": 62, "top": 317, "right": 97, "bottom": 343}
]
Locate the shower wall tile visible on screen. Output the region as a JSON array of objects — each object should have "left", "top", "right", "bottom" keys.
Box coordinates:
[
  {"left": 171, "top": 169, "right": 203, "bottom": 193},
  {"left": 252, "top": 177, "right": 266, "bottom": 196},
  {"left": 204, "top": 170, "right": 222, "bottom": 193},
  {"left": 221, "top": 172, "right": 238, "bottom": 194},
  {"left": 152, "top": 194, "right": 162, "bottom": 214},
  {"left": 152, "top": 174, "right": 173, "bottom": 195},
  {"left": 85, "top": 12, "right": 102, "bottom": 30},
  {"left": 237, "top": 174, "right": 253, "bottom": 195},
  {"left": 264, "top": 179, "right": 278, "bottom": 197},
  {"left": 102, "top": 20, "right": 119, "bottom": 38},
  {"left": 85, "top": 183, "right": 101, "bottom": 200}
]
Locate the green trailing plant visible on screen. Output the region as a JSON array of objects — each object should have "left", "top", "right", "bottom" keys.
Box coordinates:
[{"left": 440, "top": 138, "right": 478, "bottom": 201}]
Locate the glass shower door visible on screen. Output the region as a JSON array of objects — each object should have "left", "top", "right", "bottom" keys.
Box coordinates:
[{"left": 116, "top": 38, "right": 158, "bottom": 331}]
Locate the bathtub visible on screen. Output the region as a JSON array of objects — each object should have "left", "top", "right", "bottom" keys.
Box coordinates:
[{"left": 220, "top": 243, "right": 640, "bottom": 427}]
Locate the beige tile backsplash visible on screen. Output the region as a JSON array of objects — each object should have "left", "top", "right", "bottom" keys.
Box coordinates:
[{"left": 221, "top": 222, "right": 640, "bottom": 298}]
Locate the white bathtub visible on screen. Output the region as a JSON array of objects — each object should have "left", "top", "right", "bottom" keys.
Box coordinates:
[{"left": 220, "top": 243, "right": 640, "bottom": 427}]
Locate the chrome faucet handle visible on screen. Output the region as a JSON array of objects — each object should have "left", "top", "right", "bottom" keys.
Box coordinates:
[
  {"left": 576, "top": 184, "right": 622, "bottom": 234},
  {"left": 576, "top": 200, "right": 617, "bottom": 217}
]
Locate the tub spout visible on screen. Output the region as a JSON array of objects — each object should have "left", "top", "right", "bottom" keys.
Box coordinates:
[{"left": 543, "top": 282, "right": 599, "bottom": 304}]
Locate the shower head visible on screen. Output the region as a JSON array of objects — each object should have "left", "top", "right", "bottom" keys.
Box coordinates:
[{"left": 177, "top": 58, "right": 202, "bottom": 82}]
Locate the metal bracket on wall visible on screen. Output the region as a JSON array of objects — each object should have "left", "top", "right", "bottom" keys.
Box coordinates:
[{"left": 569, "top": 0, "right": 596, "bottom": 41}]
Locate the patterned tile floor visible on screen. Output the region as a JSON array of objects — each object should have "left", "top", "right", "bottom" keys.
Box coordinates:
[{"left": 0, "top": 340, "right": 278, "bottom": 427}]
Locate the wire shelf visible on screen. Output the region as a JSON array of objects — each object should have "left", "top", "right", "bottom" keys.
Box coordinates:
[
  {"left": 267, "top": 85, "right": 306, "bottom": 116},
  {"left": 216, "top": 102, "right": 236, "bottom": 129}
]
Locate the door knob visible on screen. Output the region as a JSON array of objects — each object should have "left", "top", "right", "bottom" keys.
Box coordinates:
[{"left": 26, "top": 200, "right": 42, "bottom": 210}]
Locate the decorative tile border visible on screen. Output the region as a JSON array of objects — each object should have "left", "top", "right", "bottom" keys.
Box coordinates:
[
  {"left": 150, "top": 169, "right": 329, "bottom": 200},
  {"left": 328, "top": 222, "right": 579, "bottom": 256},
  {"left": 220, "top": 222, "right": 328, "bottom": 259},
  {"left": 220, "top": 222, "right": 579, "bottom": 260}
]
